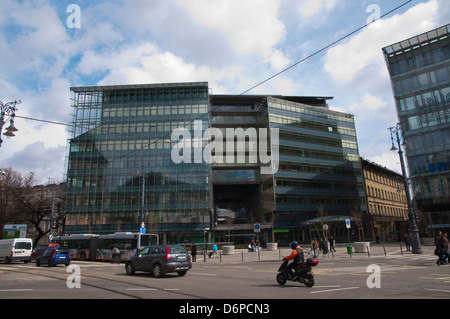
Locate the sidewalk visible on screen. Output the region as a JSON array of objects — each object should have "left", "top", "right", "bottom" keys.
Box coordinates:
[{"left": 192, "top": 243, "right": 436, "bottom": 265}]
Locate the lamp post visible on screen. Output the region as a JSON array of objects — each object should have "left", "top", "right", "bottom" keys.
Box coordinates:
[
  {"left": 388, "top": 123, "right": 423, "bottom": 254},
  {"left": 0, "top": 100, "right": 21, "bottom": 148},
  {"left": 48, "top": 178, "right": 56, "bottom": 242}
]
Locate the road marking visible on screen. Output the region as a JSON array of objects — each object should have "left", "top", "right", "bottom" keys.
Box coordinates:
[
  {"left": 0, "top": 289, "right": 34, "bottom": 292},
  {"left": 163, "top": 288, "right": 180, "bottom": 291},
  {"left": 424, "top": 288, "right": 450, "bottom": 293},
  {"left": 190, "top": 272, "right": 217, "bottom": 276},
  {"left": 126, "top": 288, "right": 157, "bottom": 291},
  {"left": 310, "top": 287, "right": 360, "bottom": 294},
  {"left": 419, "top": 276, "right": 450, "bottom": 280}
]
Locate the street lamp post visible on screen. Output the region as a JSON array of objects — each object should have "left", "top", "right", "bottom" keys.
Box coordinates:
[
  {"left": 48, "top": 178, "right": 56, "bottom": 242},
  {"left": 0, "top": 100, "right": 21, "bottom": 148},
  {"left": 388, "top": 123, "right": 423, "bottom": 254}
]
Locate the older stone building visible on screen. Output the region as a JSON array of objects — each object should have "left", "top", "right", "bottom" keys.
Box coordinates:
[{"left": 361, "top": 158, "right": 409, "bottom": 242}]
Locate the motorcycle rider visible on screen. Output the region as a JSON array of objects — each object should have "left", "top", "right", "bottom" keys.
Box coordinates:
[{"left": 283, "top": 241, "right": 304, "bottom": 280}]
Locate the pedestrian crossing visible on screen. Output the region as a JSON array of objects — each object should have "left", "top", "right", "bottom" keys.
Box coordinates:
[{"left": 380, "top": 251, "right": 438, "bottom": 262}]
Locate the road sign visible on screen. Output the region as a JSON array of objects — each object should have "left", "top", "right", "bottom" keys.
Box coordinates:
[
  {"left": 254, "top": 223, "right": 261, "bottom": 233},
  {"left": 140, "top": 222, "right": 146, "bottom": 234},
  {"left": 345, "top": 219, "right": 351, "bottom": 229}
]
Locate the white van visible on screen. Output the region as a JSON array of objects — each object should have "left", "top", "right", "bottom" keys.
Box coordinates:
[{"left": 0, "top": 238, "right": 33, "bottom": 264}]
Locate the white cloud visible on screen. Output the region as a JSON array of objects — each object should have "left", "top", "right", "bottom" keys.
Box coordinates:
[
  {"left": 268, "top": 49, "right": 291, "bottom": 71},
  {"left": 98, "top": 48, "right": 244, "bottom": 95},
  {"left": 299, "top": 0, "right": 337, "bottom": 19},
  {"left": 0, "top": 1, "right": 74, "bottom": 79},
  {"left": 2, "top": 142, "right": 66, "bottom": 184},
  {"left": 350, "top": 93, "right": 386, "bottom": 112},
  {"left": 177, "top": 0, "right": 289, "bottom": 70},
  {"left": 78, "top": 44, "right": 156, "bottom": 76},
  {"left": 324, "top": 0, "right": 439, "bottom": 84}
]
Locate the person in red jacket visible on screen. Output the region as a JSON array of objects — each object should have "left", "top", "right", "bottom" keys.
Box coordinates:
[{"left": 284, "top": 241, "right": 304, "bottom": 280}]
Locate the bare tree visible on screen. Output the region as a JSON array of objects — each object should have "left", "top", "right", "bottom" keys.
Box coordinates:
[{"left": 0, "top": 169, "right": 65, "bottom": 247}]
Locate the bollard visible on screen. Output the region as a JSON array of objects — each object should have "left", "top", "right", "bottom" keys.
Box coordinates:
[
  {"left": 367, "top": 246, "right": 370, "bottom": 258},
  {"left": 400, "top": 244, "right": 403, "bottom": 256},
  {"left": 258, "top": 247, "right": 260, "bottom": 261},
  {"left": 241, "top": 251, "right": 244, "bottom": 263},
  {"left": 220, "top": 252, "right": 222, "bottom": 262},
  {"left": 383, "top": 246, "right": 386, "bottom": 256}
]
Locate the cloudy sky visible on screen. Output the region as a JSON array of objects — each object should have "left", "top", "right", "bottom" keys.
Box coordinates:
[{"left": 0, "top": 0, "right": 448, "bottom": 184}]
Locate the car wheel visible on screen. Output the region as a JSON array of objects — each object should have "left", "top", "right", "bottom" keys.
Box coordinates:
[
  {"left": 153, "top": 263, "right": 162, "bottom": 278},
  {"left": 48, "top": 260, "right": 54, "bottom": 267},
  {"left": 36, "top": 260, "right": 40, "bottom": 267},
  {"left": 5, "top": 256, "right": 11, "bottom": 264},
  {"left": 125, "top": 262, "right": 135, "bottom": 275}
]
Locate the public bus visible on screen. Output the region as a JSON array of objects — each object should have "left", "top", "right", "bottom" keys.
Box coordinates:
[
  {"left": 52, "top": 234, "right": 99, "bottom": 261},
  {"left": 52, "top": 232, "right": 159, "bottom": 262},
  {"left": 97, "top": 232, "right": 159, "bottom": 261}
]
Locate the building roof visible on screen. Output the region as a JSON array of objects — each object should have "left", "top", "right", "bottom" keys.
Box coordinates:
[
  {"left": 382, "top": 24, "right": 449, "bottom": 57},
  {"left": 360, "top": 157, "right": 403, "bottom": 179},
  {"left": 70, "top": 81, "right": 209, "bottom": 92}
]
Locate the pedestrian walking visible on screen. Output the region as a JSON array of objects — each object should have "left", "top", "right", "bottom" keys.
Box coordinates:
[
  {"left": 403, "top": 232, "right": 411, "bottom": 251},
  {"left": 212, "top": 242, "right": 219, "bottom": 258},
  {"left": 322, "top": 237, "right": 329, "bottom": 256},
  {"left": 191, "top": 243, "right": 197, "bottom": 262},
  {"left": 435, "top": 231, "right": 445, "bottom": 266},
  {"left": 311, "top": 239, "right": 318, "bottom": 258},
  {"left": 329, "top": 235, "right": 336, "bottom": 253},
  {"left": 442, "top": 233, "right": 450, "bottom": 264}
]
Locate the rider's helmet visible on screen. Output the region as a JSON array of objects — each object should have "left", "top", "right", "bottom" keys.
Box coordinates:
[{"left": 290, "top": 241, "right": 298, "bottom": 249}]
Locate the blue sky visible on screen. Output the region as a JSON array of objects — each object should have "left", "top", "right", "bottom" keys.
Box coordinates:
[{"left": 0, "top": 0, "right": 448, "bottom": 183}]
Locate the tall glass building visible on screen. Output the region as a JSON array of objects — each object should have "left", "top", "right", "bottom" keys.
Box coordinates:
[
  {"left": 266, "top": 96, "right": 365, "bottom": 242},
  {"left": 65, "top": 82, "right": 366, "bottom": 243},
  {"left": 66, "top": 83, "right": 212, "bottom": 242},
  {"left": 383, "top": 25, "right": 450, "bottom": 234}
]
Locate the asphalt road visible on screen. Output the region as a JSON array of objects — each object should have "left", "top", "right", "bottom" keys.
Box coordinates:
[{"left": 0, "top": 246, "right": 448, "bottom": 302}]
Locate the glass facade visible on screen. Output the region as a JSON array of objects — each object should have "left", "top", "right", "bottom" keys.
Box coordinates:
[
  {"left": 65, "top": 84, "right": 366, "bottom": 243},
  {"left": 65, "top": 83, "right": 212, "bottom": 238},
  {"left": 267, "top": 97, "right": 366, "bottom": 234},
  {"left": 383, "top": 25, "right": 450, "bottom": 232}
]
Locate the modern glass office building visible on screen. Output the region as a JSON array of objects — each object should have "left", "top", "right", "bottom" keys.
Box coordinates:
[
  {"left": 66, "top": 83, "right": 212, "bottom": 242},
  {"left": 383, "top": 25, "right": 450, "bottom": 234},
  {"left": 266, "top": 96, "right": 365, "bottom": 242},
  {"left": 65, "top": 82, "right": 366, "bottom": 243}
]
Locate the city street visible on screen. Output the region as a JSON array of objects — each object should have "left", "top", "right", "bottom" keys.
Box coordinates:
[{"left": 0, "top": 244, "right": 448, "bottom": 303}]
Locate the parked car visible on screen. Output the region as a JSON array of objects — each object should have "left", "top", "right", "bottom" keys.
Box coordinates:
[
  {"left": 36, "top": 248, "right": 70, "bottom": 267},
  {"left": 31, "top": 243, "right": 60, "bottom": 261},
  {"left": 125, "top": 245, "right": 192, "bottom": 277}
]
